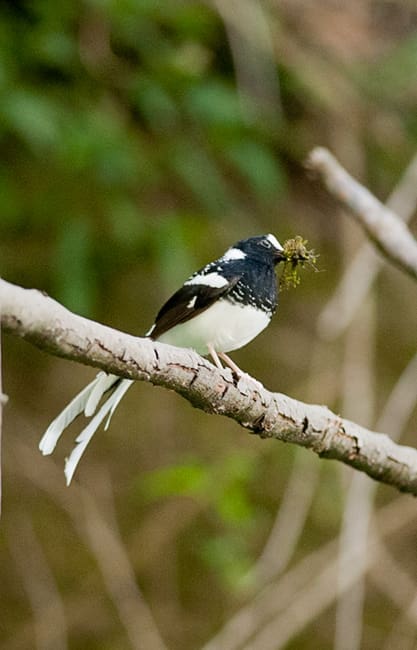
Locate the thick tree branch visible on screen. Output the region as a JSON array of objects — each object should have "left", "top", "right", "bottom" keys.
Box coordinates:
[
  {"left": 2, "top": 278, "right": 417, "bottom": 495},
  {"left": 307, "top": 147, "right": 417, "bottom": 281}
]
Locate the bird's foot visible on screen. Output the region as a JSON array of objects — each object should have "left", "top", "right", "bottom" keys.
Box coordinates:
[{"left": 218, "top": 352, "right": 264, "bottom": 391}]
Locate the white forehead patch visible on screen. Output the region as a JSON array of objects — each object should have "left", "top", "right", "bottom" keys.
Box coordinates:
[
  {"left": 222, "top": 247, "right": 246, "bottom": 262},
  {"left": 185, "top": 272, "right": 229, "bottom": 288},
  {"left": 267, "top": 233, "right": 283, "bottom": 251}
]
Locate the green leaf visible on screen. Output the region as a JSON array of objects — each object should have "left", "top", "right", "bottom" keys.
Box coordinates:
[
  {"left": 200, "top": 535, "right": 252, "bottom": 587},
  {"left": 1, "top": 89, "right": 61, "bottom": 150},
  {"left": 141, "top": 462, "right": 209, "bottom": 500},
  {"left": 152, "top": 214, "right": 201, "bottom": 288},
  {"left": 59, "top": 109, "right": 143, "bottom": 186},
  {"left": 170, "top": 139, "right": 233, "bottom": 214},
  {"left": 106, "top": 197, "right": 145, "bottom": 248},
  {"left": 130, "top": 77, "right": 179, "bottom": 132},
  {"left": 359, "top": 33, "right": 417, "bottom": 100},
  {"left": 28, "top": 30, "right": 76, "bottom": 68},
  {"left": 225, "top": 139, "right": 287, "bottom": 200},
  {"left": 53, "top": 219, "right": 96, "bottom": 315},
  {"left": 211, "top": 453, "right": 257, "bottom": 524},
  {"left": 0, "top": 172, "right": 22, "bottom": 228},
  {"left": 184, "top": 80, "right": 243, "bottom": 128},
  {"left": 215, "top": 482, "right": 254, "bottom": 524}
]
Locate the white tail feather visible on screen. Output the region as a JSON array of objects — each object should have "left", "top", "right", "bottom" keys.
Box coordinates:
[
  {"left": 64, "top": 378, "right": 133, "bottom": 485},
  {"left": 104, "top": 379, "right": 133, "bottom": 431},
  {"left": 39, "top": 376, "right": 104, "bottom": 455},
  {"left": 40, "top": 372, "right": 133, "bottom": 485},
  {"left": 84, "top": 372, "right": 119, "bottom": 417}
]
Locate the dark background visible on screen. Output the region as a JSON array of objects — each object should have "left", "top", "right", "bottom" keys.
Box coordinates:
[{"left": 2, "top": 1, "right": 417, "bottom": 649}]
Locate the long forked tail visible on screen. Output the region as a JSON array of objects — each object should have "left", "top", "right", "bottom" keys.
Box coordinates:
[{"left": 39, "top": 372, "right": 133, "bottom": 485}]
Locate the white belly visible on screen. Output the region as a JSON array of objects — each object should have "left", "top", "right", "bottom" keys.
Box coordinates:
[{"left": 157, "top": 299, "right": 271, "bottom": 355}]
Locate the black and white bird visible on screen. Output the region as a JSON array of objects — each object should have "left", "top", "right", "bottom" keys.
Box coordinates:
[{"left": 39, "top": 233, "right": 286, "bottom": 484}]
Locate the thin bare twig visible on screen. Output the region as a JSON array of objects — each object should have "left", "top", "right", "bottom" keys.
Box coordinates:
[
  {"left": 245, "top": 341, "right": 333, "bottom": 588},
  {"left": 334, "top": 344, "right": 417, "bottom": 650},
  {"left": 318, "top": 152, "right": 417, "bottom": 340},
  {"left": 9, "top": 437, "right": 168, "bottom": 650},
  {"left": 315, "top": 141, "right": 417, "bottom": 641},
  {"left": 213, "top": 0, "right": 282, "bottom": 121},
  {"left": 370, "top": 535, "right": 417, "bottom": 619},
  {"left": 335, "top": 340, "right": 417, "bottom": 650},
  {"left": 307, "top": 147, "right": 417, "bottom": 281},
  {"left": 382, "top": 584, "right": 417, "bottom": 650},
  {"left": 8, "top": 516, "right": 68, "bottom": 650},
  {"left": 241, "top": 497, "right": 417, "bottom": 650},
  {"left": 316, "top": 146, "right": 417, "bottom": 649},
  {"left": 207, "top": 344, "right": 417, "bottom": 650},
  {"left": 334, "top": 296, "right": 376, "bottom": 650},
  {"left": 81, "top": 478, "right": 168, "bottom": 650},
  {"left": 202, "top": 494, "right": 417, "bottom": 650},
  {"left": 245, "top": 450, "right": 319, "bottom": 587}
]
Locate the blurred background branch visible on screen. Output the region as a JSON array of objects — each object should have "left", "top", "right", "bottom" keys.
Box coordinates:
[
  {"left": 308, "top": 147, "right": 417, "bottom": 280},
  {"left": 317, "top": 151, "right": 417, "bottom": 340},
  {"left": 306, "top": 144, "right": 417, "bottom": 650}
]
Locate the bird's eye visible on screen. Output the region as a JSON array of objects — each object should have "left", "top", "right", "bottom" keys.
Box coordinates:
[{"left": 259, "top": 240, "right": 272, "bottom": 249}]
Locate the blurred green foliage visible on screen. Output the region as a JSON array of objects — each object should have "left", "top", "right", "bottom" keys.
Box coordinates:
[
  {"left": 140, "top": 453, "right": 257, "bottom": 525},
  {"left": 0, "top": 0, "right": 287, "bottom": 316},
  {"left": 139, "top": 453, "right": 259, "bottom": 585}
]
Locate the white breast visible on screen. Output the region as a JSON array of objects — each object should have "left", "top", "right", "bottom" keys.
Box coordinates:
[{"left": 157, "top": 299, "right": 271, "bottom": 355}]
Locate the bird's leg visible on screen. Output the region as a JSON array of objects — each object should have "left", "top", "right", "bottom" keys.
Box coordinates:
[
  {"left": 218, "top": 351, "right": 244, "bottom": 377},
  {"left": 219, "top": 352, "right": 264, "bottom": 390},
  {"left": 209, "top": 347, "right": 263, "bottom": 390},
  {"left": 207, "top": 343, "right": 224, "bottom": 370}
]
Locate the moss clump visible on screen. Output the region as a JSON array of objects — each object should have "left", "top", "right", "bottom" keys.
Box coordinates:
[{"left": 280, "top": 236, "right": 318, "bottom": 289}]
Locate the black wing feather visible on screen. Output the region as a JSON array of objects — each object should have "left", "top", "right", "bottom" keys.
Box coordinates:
[{"left": 149, "top": 276, "right": 240, "bottom": 340}]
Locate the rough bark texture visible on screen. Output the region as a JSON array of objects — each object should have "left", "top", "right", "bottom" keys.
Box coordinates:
[{"left": 2, "top": 278, "right": 417, "bottom": 495}]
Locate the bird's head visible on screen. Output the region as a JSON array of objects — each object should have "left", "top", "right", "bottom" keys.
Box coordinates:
[{"left": 230, "top": 234, "right": 285, "bottom": 266}]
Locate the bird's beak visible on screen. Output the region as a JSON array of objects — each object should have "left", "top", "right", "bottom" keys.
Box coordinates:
[{"left": 274, "top": 249, "right": 286, "bottom": 264}]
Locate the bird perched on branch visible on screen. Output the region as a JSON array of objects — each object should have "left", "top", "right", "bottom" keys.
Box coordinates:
[{"left": 39, "top": 233, "right": 286, "bottom": 484}]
